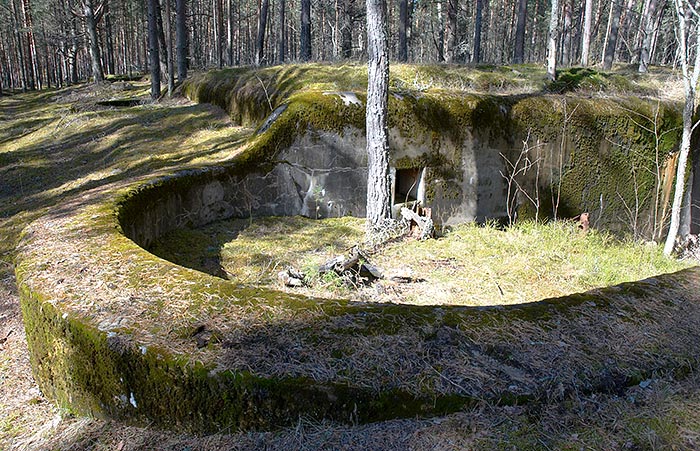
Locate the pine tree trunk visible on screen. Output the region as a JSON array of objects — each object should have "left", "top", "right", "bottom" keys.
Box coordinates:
[
  {"left": 214, "top": 0, "right": 223, "bottom": 68},
  {"left": 147, "top": 0, "right": 160, "bottom": 99},
  {"left": 562, "top": 0, "right": 572, "bottom": 66},
  {"left": 256, "top": 0, "right": 269, "bottom": 65},
  {"left": 473, "top": 0, "right": 483, "bottom": 63},
  {"left": 638, "top": 0, "right": 660, "bottom": 72},
  {"left": 365, "top": 0, "right": 391, "bottom": 227},
  {"left": 580, "top": 0, "right": 593, "bottom": 65},
  {"left": 156, "top": 2, "right": 169, "bottom": 77},
  {"left": 104, "top": 0, "right": 115, "bottom": 74},
  {"left": 436, "top": 0, "right": 444, "bottom": 61},
  {"left": 444, "top": 0, "right": 458, "bottom": 63},
  {"left": 278, "top": 0, "right": 286, "bottom": 62},
  {"left": 547, "top": 0, "right": 559, "bottom": 81},
  {"left": 164, "top": 0, "right": 175, "bottom": 94},
  {"left": 21, "top": 0, "right": 40, "bottom": 89},
  {"left": 84, "top": 0, "right": 104, "bottom": 82},
  {"left": 9, "top": 0, "right": 28, "bottom": 91},
  {"left": 513, "top": 0, "right": 527, "bottom": 64},
  {"left": 398, "top": 0, "right": 408, "bottom": 62},
  {"left": 176, "top": 0, "right": 187, "bottom": 81},
  {"left": 300, "top": 0, "right": 311, "bottom": 61},
  {"left": 340, "top": 0, "right": 353, "bottom": 58},
  {"left": 602, "top": 0, "right": 622, "bottom": 70}
]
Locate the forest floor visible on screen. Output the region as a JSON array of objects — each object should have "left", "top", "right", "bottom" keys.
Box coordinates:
[{"left": 2, "top": 68, "right": 700, "bottom": 450}]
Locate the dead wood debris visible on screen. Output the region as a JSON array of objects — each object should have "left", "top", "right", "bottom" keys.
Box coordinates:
[
  {"left": 278, "top": 267, "right": 307, "bottom": 287},
  {"left": 319, "top": 246, "right": 383, "bottom": 286}
]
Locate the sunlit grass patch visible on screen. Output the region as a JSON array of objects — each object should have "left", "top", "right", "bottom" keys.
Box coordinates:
[{"left": 153, "top": 216, "right": 691, "bottom": 306}]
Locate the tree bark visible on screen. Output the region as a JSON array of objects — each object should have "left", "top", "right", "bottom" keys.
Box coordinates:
[
  {"left": 664, "top": 0, "right": 700, "bottom": 255},
  {"left": 561, "top": 0, "right": 572, "bottom": 66},
  {"left": 164, "top": 0, "right": 175, "bottom": 94},
  {"left": 580, "top": 0, "right": 594, "bottom": 65},
  {"left": 365, "top": 0, "right": 391, "bottom": 227},
  {"left": 278, "top": 0, "right": 286, "bottom": 62},
  {"left": 444, "top": 0, "right": 458, "bottom": 63},
  {"left": 340, "top": 0, "right": 354, "bottom": 58},
  {"left": 638, "top": 0, "right": 660, "bottom": 72},
  {"left": 472, "top": 0, "right": 484, "bottom": 63},
  {"left": 21, "top": 0, "right": 40, "bottom": 89},
  {"left": 215, "top": 0, "right": 224, "bottom": 68},
  {"left": 513, "top": 0, "right": 527, "bottom": 64},
  {"left": 9, "top": 0, "right": 28, "bottom": 91},
  {"left": 255, "top": 0, "right": 269, "bottom": 65},
  {"left": 176, "top": 0, "right": 187, "bottom": 82},
  {"left": 83, "top": 0, "right": 104, "bottom": 82},
  {"left": 300, "top": 0, "right": 311, "bottom": 61},
  {"left": 435, "top": 0, "right": 444, "bottom": 61},
  {"left": 398, "top": 0, "right": 408, "bottom": 62},
  {"left": 104, "top": 0, "right": 115, "bottom": 74},
  {"left": 547, "top": 0, "right": 559, "bottom": 81},
  {"left": 602, "top": 0, "right": 622, "bottom": 70},
  {"left": 156, "top": 2, "right": 169, "bottom": 77},
  {"left": 147, "top": 0, "right": 161, "bottom": 99}
]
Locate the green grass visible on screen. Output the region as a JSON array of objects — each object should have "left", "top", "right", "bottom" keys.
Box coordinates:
[{"left": 152, "top": 216, "right": 691, "bottom": 306}]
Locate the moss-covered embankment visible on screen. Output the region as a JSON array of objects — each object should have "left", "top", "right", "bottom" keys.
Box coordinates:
[
  {"left": 15, "top": 64, "right": 700, "bottom": 433},
  {"left": 183, "top": 64, "right": 682, "bottom": 232}
]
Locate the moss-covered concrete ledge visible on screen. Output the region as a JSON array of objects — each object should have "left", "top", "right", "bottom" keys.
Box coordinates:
[{"left": 15, "top": 65, "right": 700, "bottom": 433}]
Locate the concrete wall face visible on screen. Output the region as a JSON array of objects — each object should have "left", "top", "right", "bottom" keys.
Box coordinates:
[{"left": 123, "top": 124, "right": 531, "bottom": 250}]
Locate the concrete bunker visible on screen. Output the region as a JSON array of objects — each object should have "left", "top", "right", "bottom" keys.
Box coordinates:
[{"left": 15, "top": 79, "right": 698, "bottom": 435}]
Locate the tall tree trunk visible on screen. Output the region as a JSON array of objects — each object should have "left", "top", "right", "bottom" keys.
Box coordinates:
[
  {"left": 300, "top": 0, "right": 311, "bottom": 61},
  {"left": 580, "top": 0, "right": 593, "bottom": 65},
  {"left": 366, "top": 0, "right": 391, "bottom": 227},
  {"left": 21, "top": 0, "right": 40, "bottom": 89},
  {"left": 278, "top": 0, "right": 286, "bottom": 62},
  {"left": 444, "top": 0, "right": 458, "bottom": 63},
  {"left": 561, "top": 0, "right": 572, "bottom": 66},
  {"left": 513, "top": 0, "right": 527, "bottom": 63},
  {"left": 213, "top": 0, "right": 223, "bottom": 68},
  {"left": 156, "top": 2, "right": 169, "bottom": 77},
  {"left": 649, "top": 0, "right": 666, "bottom": 63},
  {"left": 435, "top": 0, "right": 444, "bottom": 61},
  {"left": 638, "top": 0, "right": 660, "bottom": 72},
  {"left": 69, "top": 15, "right": 78, "bottom": 84},
  {"left": 340, "top": 0, "right": 353, "bottom": 58},
  {"left": 615, "top": 0, "right": 637, "bottom": 62},
  {"left": 472, "top": 0, "right": 483, "bottom": 63},
  {"left": 9, "top": 0, "right": 28, "bottom": 90},
  {"left": 84, "top": 0, "right": 104, "bottom": 82},
  {"left": 256, "top": 0, "right": 269, "bottom": 65},
  {"left": 164, "top": 0, "right": 175, "bottom": 94},
  {"left": 664, "top": 0, "right": 700, "bottom": 254},
  {"left": 602, "top": 0, "right": 622, "bottom": 70},
  {"left": 176, "top": 0, "right": 187, "bottom": 81},
  {"left": 547, "top": 0, "right": 559, "bottom": 80},
  {"left": 147, "top": 0, "right": 160, "bottom": 99},
  {"left": 398, "top": 0, "right": 408, "bottom": 61},
  {"left": 104, "top": 0, "right": 115, "bottom": 74}
]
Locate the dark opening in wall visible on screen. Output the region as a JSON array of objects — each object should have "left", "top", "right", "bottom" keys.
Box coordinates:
[{"left": 394, "top": 168, "right": 423, "bottom": 204}]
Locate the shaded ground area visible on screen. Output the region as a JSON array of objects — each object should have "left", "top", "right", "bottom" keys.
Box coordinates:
[{"left": 2, "top": 68, "right": 700, "bottom": 450}]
